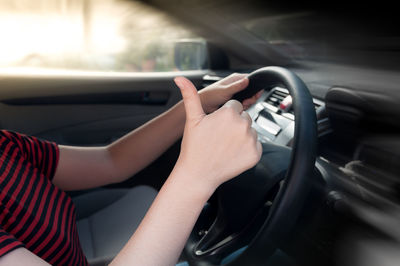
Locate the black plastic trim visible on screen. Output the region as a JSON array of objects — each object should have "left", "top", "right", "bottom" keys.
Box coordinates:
[{"left": 2, "top": 91, "right": 170, "bottom": 106}]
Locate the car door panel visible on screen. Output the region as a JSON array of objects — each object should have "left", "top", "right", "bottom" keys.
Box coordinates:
[
  {"left": 0, "top": 103, "right": 162, "bottom": 145},
  {"left": 0, "top": 70, "right": 207, "bottom": 146}
]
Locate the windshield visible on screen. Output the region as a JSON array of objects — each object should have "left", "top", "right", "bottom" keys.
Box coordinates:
[
  {"left": 240, "top": 10, "right": 400, "bottom": 68},
  {"left": 0, "top": 0, "right": 201, "bottom": 72}
]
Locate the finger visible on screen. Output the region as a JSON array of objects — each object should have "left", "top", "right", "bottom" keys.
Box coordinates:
[
  {"left": 174, "top": 77, "right": 205, "bottom": 122},
  {"left": 222, "top": 99, "right": 243, "bottom": 114},
  {"left": 255, "top": 89, "right": 264, "bottom": 98},
  {"left": 242, "top": 89, "right": 264, "bottom": 110},
  {"left": 241, "top": 111, "right": 253, "bottom": 125},
  {"left": 242, "top": 98, "right": 254, "bottom": 110},
  {"left": 219, "top": 73, "right": 248, "bottom": 85},
  {"left": 243, "top": 98, "right": 257, "bottom": 108},
  {"left": 242, "top": 96, "right": 258, "bottom": 110},
  {"left": 244, "top": 89, "right": 264, "bottom": 104},
  {"left": 227, "top": 77, "right": 249, "bottom": 94}
]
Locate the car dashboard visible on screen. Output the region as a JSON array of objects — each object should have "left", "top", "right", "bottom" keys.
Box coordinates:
[
  {"left": 247, "top": 86, "right": 325, "bottom": 146},
  {"left": 203, "top": 73, "right": 326, "bottom": 146},
  {"left": 202, "top": 66, "right": 400, "bottom": 266}
]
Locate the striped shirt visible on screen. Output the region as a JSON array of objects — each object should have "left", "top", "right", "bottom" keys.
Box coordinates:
[{"left": 0, "top": 130, "right": 88, "bottom": 265}]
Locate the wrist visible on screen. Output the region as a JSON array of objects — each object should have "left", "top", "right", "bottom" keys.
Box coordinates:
[{"left": 168, "top": 162, "right": 216, "bottom": 204}]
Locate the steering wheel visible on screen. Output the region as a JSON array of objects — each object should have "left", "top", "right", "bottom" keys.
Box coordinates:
[{"left": 183, "top": 67, "right": 317, "bottom": 265}]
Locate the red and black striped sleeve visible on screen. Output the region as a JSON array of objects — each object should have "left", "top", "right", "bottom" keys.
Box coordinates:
[
  {"left": 1, "top": 130, "right": 88, "bottom": 265},
  {"left": 0, "top": 227, "right": 24, "bottom": 258},
  {"left": 0, "top": 130, "right": 59, "bottom": 181}
]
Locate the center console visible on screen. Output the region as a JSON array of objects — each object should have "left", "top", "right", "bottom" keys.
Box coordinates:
[{"left": 247, "top": 87, "right": 324, "bottom": 146}]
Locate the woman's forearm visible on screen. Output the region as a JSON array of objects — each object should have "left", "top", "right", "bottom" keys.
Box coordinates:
[
  {"left": 107, "top": 100, "right": 186, "bottom": 182},
  {"left": 53, "top": 101, "right": 187, "bottom": 190},
  {"left": 110, "top": 166, "right": 212, "bottom": 266}
]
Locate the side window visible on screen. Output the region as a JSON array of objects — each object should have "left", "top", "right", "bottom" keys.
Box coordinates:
[{"left": 0, "top": 0, "right": 204, "bottom": 72}]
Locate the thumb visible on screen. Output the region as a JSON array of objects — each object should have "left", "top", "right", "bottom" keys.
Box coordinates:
[{"left": 174, "top": 76, "right": 205, "bottom": 122}]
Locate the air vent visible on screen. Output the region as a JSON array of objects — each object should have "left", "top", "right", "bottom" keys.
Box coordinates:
[
  {"left": 264, "top": 87, "right": 324, "bottom": 119},
  {"left": 265, "top": 87, "right": 289, "bottom": 108}
]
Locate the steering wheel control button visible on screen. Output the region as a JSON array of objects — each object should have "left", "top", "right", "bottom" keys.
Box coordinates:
[
  {"left": 262, "top": 102, "right": 279, "bottom": 113},
  {"left": 255, "top": 103, "right": 265, "bottom": 112},
  {"left": 282, "top": 112, "right": 295, "bottom": 120},
  {"left": 279, "top": 95, "right": 293, "bottom": 112}
]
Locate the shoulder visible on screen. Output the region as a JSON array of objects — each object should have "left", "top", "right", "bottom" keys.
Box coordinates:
[
  {"left": 0, "top": 130, "right": 28, "bottom": 152},
  {"left": 0, "top": 130, "right": 25, "bottom": 162},
  {"left": 0, "top": 129, "right": 59, "bottom": 180}
]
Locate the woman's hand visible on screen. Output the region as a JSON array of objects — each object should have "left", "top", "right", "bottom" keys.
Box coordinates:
[
  {"left": 174, "top": 77, "right": 262, "bottom": 195},
  {"left": 110, "top": 77, "right": 262, "bottom": 266},
  {"left": 199, "top": 73, "right": 263, "bottom": 113}
]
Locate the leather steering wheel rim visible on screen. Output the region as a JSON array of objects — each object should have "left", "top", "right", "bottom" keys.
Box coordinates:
[{"left": 186, "top": 66, "right": 317, "bottom": 265}]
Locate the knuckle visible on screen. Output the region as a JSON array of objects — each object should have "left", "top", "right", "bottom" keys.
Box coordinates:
[
  {"left": 222, "top": 106, "right": 236, "bottom": 117},
  {"left": 244, "top": 118, "right": 252, "bottom": 129},
  {"left": 251, "top": 128, "right": 258, "bottom": 138},
  {"left": 229, "top": 72, "right": 240, "bottom": 77},
  {"left": 230, "top": 99, "right": 242, "bottom": 106},
  {"left": 239, "top": 117, "right": 250, "bottom": 130}
]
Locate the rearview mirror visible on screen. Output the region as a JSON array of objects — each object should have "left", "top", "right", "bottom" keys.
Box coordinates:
[{"left": 174, "top": 39, "right": 208, "bottom": 70}]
